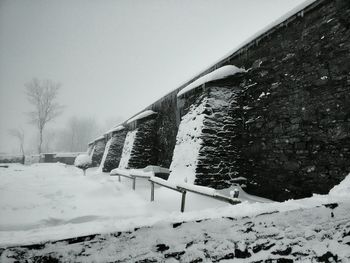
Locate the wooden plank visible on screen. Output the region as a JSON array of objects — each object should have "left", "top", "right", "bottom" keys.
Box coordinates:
[{"left": 177, "top": 186, "right": 241, "bottom": 205}]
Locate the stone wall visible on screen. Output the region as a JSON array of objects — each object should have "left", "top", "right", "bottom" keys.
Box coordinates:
[
  {"left": 229, "top": 0, "right": 350, "bottom": 201},
  {"left": 103, "top": 130, "right": 127, "bottom": 172},
  {"left": 91, "top": 139, "right": 106, "bottom": 167},
  {"left": 173, "top": 0, "right": 350, "bottom": 200},
  {"left": 90, "top": 0, "right": 350, "bottom": 200},
  {"left": 127, "top": 93, "right": 179, "bottom": 169},
  {"left": 195, "top": 85, "right": 244, "bottom": 189},
  {"left": 127, "top": 116, "right": 158, "bottom": 169}
]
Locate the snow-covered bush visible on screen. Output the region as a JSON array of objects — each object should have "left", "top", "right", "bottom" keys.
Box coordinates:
[{"left": 74, "top": 154, "right": 91, "bottom": 175}]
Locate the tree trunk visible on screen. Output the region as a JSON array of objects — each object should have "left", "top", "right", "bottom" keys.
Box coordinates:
[
  {"left": 20, "top": 143, "right": 25, "bottom": 164},
  {"left": 38, "top": 128, "right": 43, "bottom": 154}
]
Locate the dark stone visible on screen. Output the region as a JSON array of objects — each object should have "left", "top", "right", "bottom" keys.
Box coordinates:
[
  {"left": 271, "top": 247, "right": 292, "bottom": 256},
  {"left": 234, "top": 248, "right": 251, "bottom": 258},
  {"left": 156, "top": 244, "right": 170, "bottom": 252},
  {"left": 323, "top": 203, "right": 339, "bottom": 209},
  {"left": 317, "top": 251, "right": 338, "bottom": 262},
  {"left": 164, "top": 251, "right": 185, "bottom": 260},
  {"left": 172, "top": 222, "right": 183, "bottom": 228}
]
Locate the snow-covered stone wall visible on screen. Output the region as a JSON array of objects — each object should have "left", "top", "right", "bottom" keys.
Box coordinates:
[
  {"left": 88, "top": 0, "right": 350, "bottom": 201},
  {"left": 91, "top": 139, "right": 106, "bottom": 167},
  {"left": 102, "top": 130, "right": 127, "bottom": 172},
  {"left": 168, "top": 95, "right": 207, "bottom": 184},
  {"left": 118, "top": 130, "right": 138, "bottom": 169},
  {"left": 128, "top": 117, "right": 158, "bottom": 169},
  {"left": 195, "top": 86, "right": 244, "bottom": 189}
]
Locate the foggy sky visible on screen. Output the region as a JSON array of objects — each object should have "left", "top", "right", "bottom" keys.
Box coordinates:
[{"left": 0, "top": 0, "right": 305, "bottom": 153}]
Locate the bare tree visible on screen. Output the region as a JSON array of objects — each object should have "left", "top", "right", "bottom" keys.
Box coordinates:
[
  {"left": 25, "top": 78, "right": 63, "bottom": 154},
  {"left": 8, "top": 128, "right": 25, "bottom": 157}
]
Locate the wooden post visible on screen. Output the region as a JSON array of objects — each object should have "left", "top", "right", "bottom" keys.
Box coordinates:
[
  {"left": 150, "top": 181, "right": 155, "bottom": 202},
  {"left": 118, "top": 175, "right": 121, "bottom": 182},
  {"left": 132, "top": 177, "right": 136, "bottom": 190},
  {"left": 180, "top": 190, "right": 186, "bottom": 213}
]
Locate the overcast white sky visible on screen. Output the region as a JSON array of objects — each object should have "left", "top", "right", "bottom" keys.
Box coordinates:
[{"left": 0, "top": 0, "right": 305, "bottom": 153}]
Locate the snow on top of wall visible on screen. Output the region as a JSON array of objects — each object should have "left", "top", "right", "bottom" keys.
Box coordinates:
[
  {"left": 174, "top": 0, "right": 317, "bottom": 99},
  {"left": 93, "top": 135, "right": 105, "bottom": 143},
  {"left": 126, "top": 110, "right": 157, "bottom": 124},
  {"left": 216, "top": 0, "right": 317, "bottom": 64},
  {"left": 177, "top": 65, "right": 246, "bottom": 98},
  {"left": 104, "top": 125, "right": 125, "bottom": 135}
]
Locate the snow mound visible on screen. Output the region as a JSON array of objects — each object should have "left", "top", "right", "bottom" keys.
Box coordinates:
[
  {"left": 126, "top": 110, "right": 157, "bottom": 124},
  {"left": 177, "top": 65, "right": 246, "bottom": 97},
  {"left": 118, "top": 129, "right": 138, "bottom": 168},
  {"left": 328, "top": 173, "right": 350, "bottom": 199},
  {"left": 97, "top": 138, "right": 112, "bottom": 172},
  {"left": 168, "top": 98, "right": 207, "bottom": 184}
]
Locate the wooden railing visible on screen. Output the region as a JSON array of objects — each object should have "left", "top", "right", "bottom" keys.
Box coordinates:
[{"left": 110, "top": 168, "right": 241, "bottom": 212}]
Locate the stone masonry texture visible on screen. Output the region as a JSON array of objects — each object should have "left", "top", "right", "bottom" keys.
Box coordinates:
[
  {"left": 127, "top": 117, "right": 158, "bottom": 169},
  {"left": 179, "top": 0, "right": 350, "bottom": 200},
  {"left": 91, "top": 139, "right": 106, "bottom": 167},
  {"left": 91, "top": 0, "right": 350, "bottom": 201},
  {"left": 102, "top": 130, "right": 127, "bottom": 172}
]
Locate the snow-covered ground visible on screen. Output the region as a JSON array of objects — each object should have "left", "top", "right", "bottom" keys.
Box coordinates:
[{"left": 0, "top": 163, "right": 349, "bottom": 249}]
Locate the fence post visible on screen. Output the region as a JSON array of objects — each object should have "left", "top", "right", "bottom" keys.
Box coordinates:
[
  {"left": 150, "top": 181, "right": 155, "bottom": 202},
  {"left": 181, "top": 190, "right": 186, "bottom": 212},
  {"left": 118, "top": 175, "right": 121, "bottom": 182},
  {"left": 132, "top": 177, "right": 136, "bottom": 190}
]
